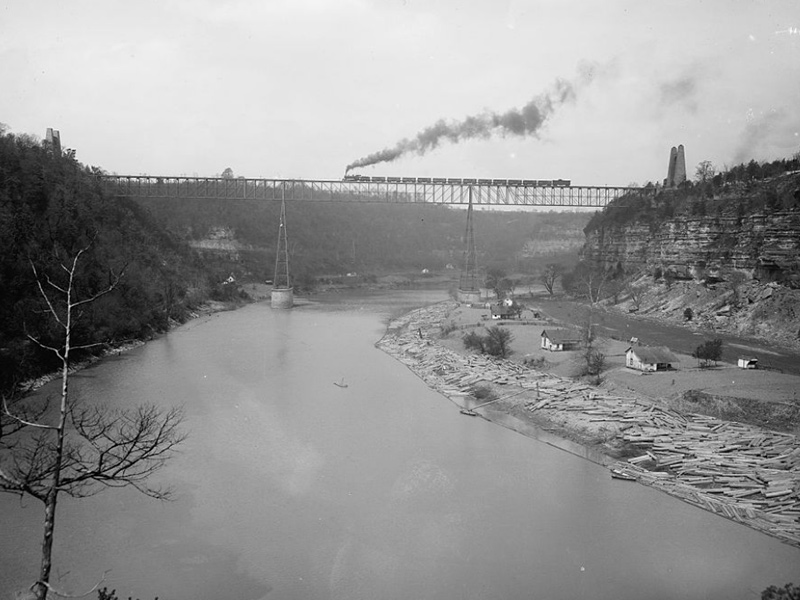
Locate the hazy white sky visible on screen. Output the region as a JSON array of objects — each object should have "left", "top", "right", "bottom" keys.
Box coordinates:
[{"left": 1, "top": 0, "right": 798, "bottom": 185}]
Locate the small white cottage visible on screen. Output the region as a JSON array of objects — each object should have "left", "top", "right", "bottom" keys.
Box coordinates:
[
  {"left": 625, "top": 346, "right": 678, "bottom": 371},
  {"left": 541, "top": 329, "right": 582, "bottom": 352}
]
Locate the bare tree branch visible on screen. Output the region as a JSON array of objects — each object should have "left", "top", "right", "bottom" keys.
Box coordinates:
[
  {"left": 71, "top": 274, "right": 122, "bottom": 308},
  {"left": 30, "top": 261, "right": 65, "bottom": 329},
  {"left": 4, "top": 243, "right": 186, "bottom": 599},
  {"left": 25, "top": 332, "right": 64, "bottom": 360},
  {"left": 33, "top": 568, "right": 111, "bottom": 599},
  {"left": 69, "top": 341, "right": 110, "bottom": 351},
  {"left": 2, "top": 395, "right": 57, "bottom": 431},
  {"left": 43, "top": 272, "right": 69, "bottom": 295}
]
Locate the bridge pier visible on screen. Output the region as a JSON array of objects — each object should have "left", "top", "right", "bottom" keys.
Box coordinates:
[
  {"left": 457, "top": 289, "right": 481, "bottom": 305},
  {"left": 271, "top": 287, "right": 294, "bottom": 309}
]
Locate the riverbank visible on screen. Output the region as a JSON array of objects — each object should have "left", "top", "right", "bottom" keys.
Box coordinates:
[{"left": 376, "top": 301, "right": 800, "bottom": 548}]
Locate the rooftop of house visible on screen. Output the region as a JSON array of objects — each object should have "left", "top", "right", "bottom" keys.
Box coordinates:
[
  {"left": 491, "top": 305, "right": 514, "bottom": 314},
  {"left": 541, "top": 329, "right": 582, "bottom": 344},
  {"left": 627, "top": 345, "right": 679, "bottom": 364}
]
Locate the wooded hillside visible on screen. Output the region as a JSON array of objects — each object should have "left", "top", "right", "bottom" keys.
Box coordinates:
[
  {"left": 134, "top": 197, "right": 589, "bottom": 285},
  {"left": 0, "top": 129, "right": 214, "bottom": 388}
]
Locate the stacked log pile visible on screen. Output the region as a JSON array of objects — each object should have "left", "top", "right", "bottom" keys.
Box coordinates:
[
  {"left": 378, "top": 302, "right": 546, "bottom": 395},
  {"left": 530, "top": 391, "right": 800, "bottom": 545},
  {"left": 377, "top": 302, "right": 800, "bottom": 547}
]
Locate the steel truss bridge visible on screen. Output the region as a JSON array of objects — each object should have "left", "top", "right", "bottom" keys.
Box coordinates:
[{"left": 99, "top": 175, "right": 642, "bottom": 208}]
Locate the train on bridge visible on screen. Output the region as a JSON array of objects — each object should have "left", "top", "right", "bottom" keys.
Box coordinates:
[
  {"left": 98, "top": 173, "right": 635, "bottom": 207},
  {"left": 342, "top": 174, "right": 571, "bottom": 187}
]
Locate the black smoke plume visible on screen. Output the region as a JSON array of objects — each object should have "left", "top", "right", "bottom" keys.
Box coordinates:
[{"left": 346, "top": 77, "right": 577, "bottom": 173}]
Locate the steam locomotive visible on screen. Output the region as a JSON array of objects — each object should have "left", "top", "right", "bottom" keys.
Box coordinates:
[{"left": 342, "top": 174, "right": 571, "bottom": 187}]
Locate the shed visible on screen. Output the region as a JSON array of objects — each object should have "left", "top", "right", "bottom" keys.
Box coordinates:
[
  {"left": 737, "top": 357, "right": 759, "bottom": 369},
  {"left": 541, "top": 329, "right": 581, "bottom": 352},
  {"left": 625, "top": 346, "right": 679, "bottom": 372}
]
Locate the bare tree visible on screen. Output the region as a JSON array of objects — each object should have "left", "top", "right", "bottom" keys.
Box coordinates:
[
  {"left": 695, "top": 160, "right": 717, "bottom": 184},
  {"left": 575, "top": 312, "right": 606, "bottom": 384},
  {"left": 627, "top": 283, "right": 646, "bottom": 311},
  {"left": 540, "top": 263, "right": 562, "bottom": 296},
  {"left": 485, "top": 266, "right": 513, "bottom": 301},
  {"left": 570, "top": 263, "right": 612, "bottom": 304},
  {"left": 0, "top": 243, "right": 186, "bottom": 600},
  {"left": 605, "top": 278, "right": 625, "bottom": 305}
]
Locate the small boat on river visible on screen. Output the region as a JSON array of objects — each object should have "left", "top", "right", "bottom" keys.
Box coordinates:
[
  {"left": 460, "top": 408, "right": 478, "bottom": 416},
  {"left": 334, "top": 378, "right": 348, "bottom": 388},
  {"left": 610, "top": 467, "right": 637, "bottom": 481}
]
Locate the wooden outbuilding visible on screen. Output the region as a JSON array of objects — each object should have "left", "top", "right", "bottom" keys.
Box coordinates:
[{"left": 541, "top": 329, "right": 581, "bottom": 352}]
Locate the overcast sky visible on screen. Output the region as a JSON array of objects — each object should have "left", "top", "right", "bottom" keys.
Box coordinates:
[{"left": 1, "top": 0, "right": 798, "bottom": 185}]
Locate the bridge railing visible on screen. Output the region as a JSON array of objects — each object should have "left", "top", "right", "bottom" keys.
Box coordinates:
[{"left": 98, "top": 175, "right": 643, "bottom": 208}]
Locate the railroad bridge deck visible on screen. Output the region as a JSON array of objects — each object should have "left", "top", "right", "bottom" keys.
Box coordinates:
[{"left": 100, "top": 175, "right": 641, "bottom": 208}]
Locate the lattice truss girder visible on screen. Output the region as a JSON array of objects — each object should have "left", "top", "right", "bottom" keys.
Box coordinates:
[
  {"left": 459, "top": 194, "right": 480, "bottom": 292},
  {"left": 101, "top": 176, "right": 640, "bottom": 208},
  {"left": 273, "top": 195, "right": 291, "bottom": 289}
]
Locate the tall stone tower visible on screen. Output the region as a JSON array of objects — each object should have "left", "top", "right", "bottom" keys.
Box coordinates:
[
  {"left": 674, "top": 144, "right": 687, "bottom": 185},
  {"left": 666, "top": 144, "right": 687, "bottom": 187},
  {"left": 45, "top": 128, "right": 61, "bottom": 155}
]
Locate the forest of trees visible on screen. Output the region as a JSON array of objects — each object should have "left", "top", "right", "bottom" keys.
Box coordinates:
[
  {"left": 134, "top": 196, "right": 589, "bottom": 287},
  {"left": 0, "top": 128, "right": 219, "bottom": 389},
  {"left": 584, "top": 155, "right": 800, "bottom": 236}
]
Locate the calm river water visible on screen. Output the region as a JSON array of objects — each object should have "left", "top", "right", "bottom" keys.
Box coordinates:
[{"left": 2, "top": 290, "right": 799, "bottom": 600}]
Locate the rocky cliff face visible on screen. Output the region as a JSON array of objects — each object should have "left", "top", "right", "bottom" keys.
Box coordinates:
[
  {"left": 583, "top": 209, "right": 800, "bottom": 283},
  {"left": 580, "top": 172, "right": 800, "bottom": 349}
]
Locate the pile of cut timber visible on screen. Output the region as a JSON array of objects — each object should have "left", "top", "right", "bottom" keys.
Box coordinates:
[
  {"left": 377, "top": 302, "right": 800, "bottom": 547},
  {"left": 378, "top": 302, "right": 546, "bottom": 395}
]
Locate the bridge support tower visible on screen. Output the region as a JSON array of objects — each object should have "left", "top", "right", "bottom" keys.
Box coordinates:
[
  {"left": 271, "top": 190, "right": 294, "bottom": 309},
  {"left": 457, "top": 189, "right": 481, "bottom": 305}
]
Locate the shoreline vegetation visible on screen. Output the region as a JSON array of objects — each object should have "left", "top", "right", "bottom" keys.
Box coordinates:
[
  {"left": 19, "top": 299, "right": 243, "bottom": 393},
  {"left": 376, "top": 300, "right": 800, "bottom": 549}
]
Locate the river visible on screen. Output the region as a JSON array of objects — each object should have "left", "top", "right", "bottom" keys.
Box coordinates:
[{"left": 2, "top": 290, "right": 799, "bottom": 600}]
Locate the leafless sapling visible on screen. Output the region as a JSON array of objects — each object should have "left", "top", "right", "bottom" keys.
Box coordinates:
[{"left": 0, "top": 243, "right": 186, "bottom": 600}]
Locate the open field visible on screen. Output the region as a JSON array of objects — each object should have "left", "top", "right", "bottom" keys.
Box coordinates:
[{"left": 439, "top": 303, "right": 800, "bottom": 432}]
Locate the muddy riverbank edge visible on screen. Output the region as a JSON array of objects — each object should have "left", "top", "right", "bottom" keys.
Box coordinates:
[{"left": 376, "top": 301, "right": 800, "bottom": 549}]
